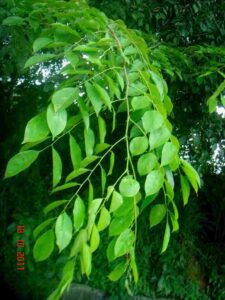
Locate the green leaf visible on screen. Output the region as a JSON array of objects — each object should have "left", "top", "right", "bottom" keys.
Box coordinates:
[
  {"left": 95, "top": 143, "right": 110, "bottom": 154},
  {"left": 129, "top": 136, "right": 148, "bottom": 156},
  {"left": 73, "top": 196, "right": 85, "bottom": 232},
  {"left": 110, "top": 191, "right": 123, "bottom": 212},
  {"left": 98, "top": 116, "right": 106, "bottom": 144},
  {"left": 52, "top": 182, "right": 77, "bottom": 195},
  {"left": 180, "top": 175, "right": 190, "bottom": 206},
  {"left": 33, "top": 218, "right": 55, "bottom": 239},
  {"left": 81, "top": 243, "right": 92, "bottom": 277},
  {"left": 142, "top": 110, "right": 164, "bottom": 133},
  {"left": 33, "top": 229, "right": 55, "bottom": 262},
  {"left": 47, "top": 104, "right": 67, "bottom": 138},
  {"left": 207, "top": 79, "right": 225, "bottom": 113},
  {"left": 114, "top": 229, "right": 135, "bottom": 257},
  {"left": 161, "top": 222, "right": 171, "bottom": 253},
  {"left": 33, "top": 37, "right": 52, "bottom": 52},
  {"left": 116, "top": 71, "right": 124, "bottom": 91},
  {"left": 101, "top": 166, "right": 107, "bottom": 195},
  {"left": 2, "top": 16, "right": 24, "bottom": 26},
  {"left": 94, "top": 83, "right": 111, "bottom": 110},
  {"left": 65, "top": 52, "right": 79, "bottom": 69},
  {"left": 170, "top": 213, "right": 179, "bottom": 232},
  {"left": 80, "top": 156, "right": 99, "bottom": 168},
  {"left": 130, "top": 249, "right": 139, "bottom": 284},
  {"left": 109, "top": 213, "right": 133, "bottom": 237},
  {"left": 137, "top": 153, "right": 158, "bottom": 176},
  {"left": 149, "top": 70, "right": 165, "bottom": 101},
  {"left": 52, "top": 87, "right": 79, "bottom": 112},
  {"left": 119, "top": 176, "right": 140, "bottom": 197},
  {"left": 149, "top": 125, "right": 171, "bottom": 149},
  {"left": 145, "top": 169, "right": 164, "bottom": 196},
  {"left": 5, "top": 150, "right": 39, "bottom": 178},
  {"left": 55, "top": 212, "right": 73, "bottom": 252},
  {"left": 52, "top": 147, "right": 62, "bottom": 188},
  {"left": 69, "top": 135, "right": 82, "bottom": 169},
  {"left": 161, "top": 142, "right": 178, "bottom": 166},
  {"left": 108, "top": 261, "right": 127, "bottom": 281},
  {"left": 107, "top": 238, "right": 117, "bottom": 262},
  {"left": 84, "top": 128, "right": 95, "bottom": 157},
  {"left": 149, "top": 204, "right": 166, "bottom": 228},
  {"left": 131, "top": 95, "right": 151, "bottom": 110},
  {"left": 113, "top": 197, "right": 134, "bottom": 217},
  {"left": 77, "top": 97, "right": 89, "bottom": 129},
  {"left": 141, "top": 194, "right": 158, "bottom": 211},
  {"left": 24, "top": 54, "right": 56, "bottom": 68},
  {"left": 181, "top": 159, "right": 200, "bottom": 187},
  {"left": 44, "top": 200, "right": 68, "bottom": 215},
  {"left": 66, "top": 168, "right": 89, "bottom": 182},
  {"left": 85, "top": 82, "right": 102, "bottom": 116},
  {"left": 23, "top": 112, "right": 49, "bottom": 143},
  {"left": 108, "top": 151, "right": 115, "bottom": 175},
  {"left": 70, "top": 229, "right": 87, "bottom": 257},
  {"left": 90, "top": 224, "right": 100, "bottom": 253},
  {"left": 97, "top": 207, "right": 111, "bottom": 231}
]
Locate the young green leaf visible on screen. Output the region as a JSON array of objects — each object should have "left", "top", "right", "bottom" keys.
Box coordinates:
[
  {"left": 97, "top": 207, "right": 111, "bottom": 231},
  {"left": 47, "top": 104, "right": 67, "bottom": 138},
  {"left": 52, "top": 182, "right": 79, "bottom": 194},
  {"left": 70, "top": 229, "right": 87, "bottom": 257},
  {"left": 73, "top": 196, "right": 85, "bottom": 232},
  {"left": 109, "top": 213, "right": 133, "bottom": 237},
  {"left": 81, "top": 243, "right": 92, "bottom": 277},
  {"left": 2, "top": 16, "right": 24, "bottom": 26},
  {"left": 33, "top": 37, "right": 52, "bottom": 52},
  {"left": 55, "top": 212, "right": 73, "bottom": 252},
  {"left": 77, "top": 97, "right": 89, "bottom": 129},
  {"left": 145, "top": 169, "right": 164, "bottom": 196},
  {"left": 66, "top": 168, "right": 89, "bottom": 182},
  {"left": 23, "top": 112, "right": 49, "bottom": 143},
  {"left": 161, "top": 222, "right": 171, "bottom": 253},
  {"left": 170, "top": 213, "right": 179, "bottom": 232},
  {"left": 114, "top": 229, "right": 135, "bottom": 257},
  {"left": 119, "top": 176, "right": 140, "bottom": 197},
  {"left": 131, "top": 95, "right": 151, "bottom": 110},
  {"left": 108, "top": 261, "right": 127, "bottom": 281},
  {"left": 90, "top": 224, "right": 100, "bottom": 253},
  {"left": 52, "top": 87, "right": 79, "bottom": 112},
  {"left": 33, "top": 229, "right": 55, "bottom": 262},
  {"left": 85, "top": 82, "right": 102, "bottom": 116},
  {"left": 110, "top": 191, "right": 123, "bottom": 212},
  {"left": 84, "top": 128, "right": 95, "bottom": 157},
  {"left": 101, "top": 166, "right": 107, "bottom": 195},
  {"left": 80, "top": 156, "right": 99, "bottom": 168},
  {"left": 33, "top": 218, "right": 55, "bottom": 239},
  {"left": 116, "top": 71, "right": 124, "bottom": 91},
  {"left": 181, "top": 159, "right": 200, "bottom": 186},
  {"left": 149, "top": 204, "right": 167, "bottom": 228},
  {"left": 4, "top": 150, "right": 39, "bottom": 178},
  {"left": 44, "top": 200, "right": 68, "bottom": 215},
  {"left": 107, "top": 238, "right": 117, "bottom": 262},
  {"left": 180, "top": 175, "right": 190, "bottom": 205},
  {"left": 142, "top": 110, "right": 164, "bottom": 133},
  {"left": 137, "top": 153, "right": 158, "bottom": 176},
  {"left": 108, "top": 151, "right": 115, "bottom": 175},
  {"left": 69, "top": 134, "right": 82, "bottom": 169},
  {"left": 98, "top": 116, "right": 106, "bottom": 144},
  {"left": 130, "top": 249, "right": 139, "bottom": 284},
  {"left": 94, "top": 83, "right": 111, "bottom": 110},
  {"left": 149, "top": 125, "right": 171, "bottom": 150},
  {"left": 161, "top": 142, "right": 178, "bottom": 166},
  {"left": 129, "top": 136, "right": 148, "bottom": 156},
  {"left": 24, "top": 54, "right": 56, "bottom": 68},
  {"left": 52, "top": 147, "right": 62, "bottom": 187}
]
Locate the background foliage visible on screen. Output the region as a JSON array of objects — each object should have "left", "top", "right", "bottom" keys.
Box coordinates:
[{"left": 1, "top": 0, "right": 225, "bottom": 299}]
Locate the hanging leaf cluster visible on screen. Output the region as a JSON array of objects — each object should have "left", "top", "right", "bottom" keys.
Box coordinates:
[{"left": 3, "top": 0, "right": 201, "bottom": 299}]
